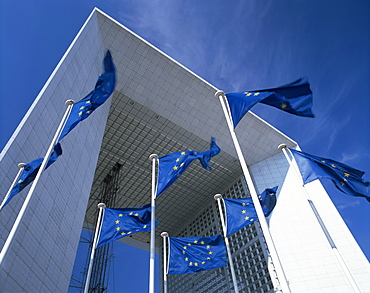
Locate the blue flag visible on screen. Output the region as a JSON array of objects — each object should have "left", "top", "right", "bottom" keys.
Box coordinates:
[
  {"left": 96, "top": 204, "right": 155, "bottom": 248},
  {"left": 290, "top": 149, "right": 370, "bottom": 202},
  {"left": 2, "top": 143, "right": 62, "bottom": 208},
  {"left": 156, "top": 137, "right": 221, "bottom": 197},
  {"left": 58, "top": 50, "right": 116, "bottom": 141},
  {"left": 167, "top": 234, "right": 227, "bottom": 274},
  {"left": 223, "top": 186, "right": 278, "bottom": 236},
  {"left": 226, "top": 77, "right": 314, "bottom": 128}
]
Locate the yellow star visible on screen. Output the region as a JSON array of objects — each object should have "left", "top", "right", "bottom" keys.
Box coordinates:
[
  {"left": 193, "top": 240, "right": 198, "bottom": 244},
  {"left": 321, "top": 160, "right": 326, "bottom": 163},
  {"left": 143, "top": 225, "right": 147, "bottom": 228},
  {"left": 245, "top": 216, "right": 249, "bottom": 220},
  {"left": 341, "top": 182, "right": 345, "bottom": 186},
  {"left": 86, "top": 101, "right": 91, "bottom": 104},
  {"left": 343, "top": 178, "right": 348, "bottom": 182},
  {"left": 173, "top": 166, "right": 178, "bottom": 170},
  {"left": 180, "top": 163, "right": 184, "bottom": 167},
  {"left": 331, "top": 164, "right": 336, "bottom": 168},
  {"left": 115, "top": 220, "right": 119, "bottom": 224},
  {"left": 185, "top": 257, "right": 188, "bottom": 261},
  {"left": 208, "top": 251, "right": 213, "bottom": 255},
  {"left": 242, "top": 210, "right": 246, "bottom": 214},
  {"left": 250, "top": 218, "right": 254, "bottom": 221},
  {"left": 18, "top": 179, "right": 23, "bottom": 183},
  {"left": 194, "top": 263, "right": 198, "bottom": 266},
  {"left": 129, "top": 212, "right": 133, "bottom": 215},
  {"left": 207, "top": 257, "right": 211, "bottom": 260},
  {"left": 176, "top": 158, "right": 180, "bottom": 162},
  {"left": 189, "top": 262, "right": 193, "bottom": 265},
  {"left": 79, "top": 106, "right": 85, "bottom": 110},
  {"left": 127, "top": 231, "right": 132, "bottom": 234},
  {"left": 116, "top": 227, "right": 120, "bottom": 231},
  {"left": 182, "top": 250, "right": 186, "bottom": 254},
  {"left": 119, "top": 214, "right": 123, "bottom": 217},
  {"left": 183, "top": 246, "right": 187, "bottom": 250},
  {"left": 134, "top": 213, "right": 139, "bottom": 216},
  {"left": 78, "top": 111, "right": 83, "bottom": 116},
  {"left": 344, "top": 173, "right": 350, "bottom": 177},
  {"left": 206, "top": 245, "right": 210, "bottom": 249},
  {"left": 181, "top": 152, "right": 186, "bottom": 155},
  {"left": 200, "top": 241, "right": 204, "bottom": 245},
  {"left": 281, "top": 102, "right": 287, "bottom": 110},
  {"left": 253, "top": 92, "right": 260, "bottom": 96},
  {"left": 201, "top": 261, "right": 205, "bottom": 264},
  {"left": 242, "top": 203, "right": 246, "bottom": 206},
  {"left": 188, "top": 243, "right": 192, "bottom": 246},
  {"left": 86, "top": 111, "right": 91, "bottom": 114},
  {"left": 121, "top": 232, "right": 126, "bottom": 235}
]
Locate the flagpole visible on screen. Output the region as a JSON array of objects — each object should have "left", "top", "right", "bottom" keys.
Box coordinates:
[
  {"left": 149, "top": 154, "right": 158, "bottom": 293},
  {"left": 84, "top": 203, "right": 106, "bottom": 293},
  {"left": 161, "top": 232, "right": 169, "bottom": 293},
  {"left": 278, "top": 144, "right": 361, "bottom": 293},
  {"left": 0, "top": 163, "right": 26, "bottom": 211},
  {"left": 0, "top": 100, "right": 74, "bottom": 267},
  {"left": 215, "top": 91, "right": 290, "bottom": 293},
  {"left": 214, "top": 194, "right": 240, "bottom": 293}
]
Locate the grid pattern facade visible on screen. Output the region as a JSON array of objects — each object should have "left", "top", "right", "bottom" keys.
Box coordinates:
[{"left": 167, "top": 176, "right": 274, "bottom": 293}]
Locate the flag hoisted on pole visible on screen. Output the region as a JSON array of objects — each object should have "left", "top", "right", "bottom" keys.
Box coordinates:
[
  {"left": 278, "top": 144, "right": 361, "bottom": 293},
  {"left": 0, "top": 143, "right": 63, "bottom": 210},
  {"left": 214, "top": 194, "right": 240, "bottom": 293},
  {"left": 96, "top": 204, "right": 155, "bottom": 248},
  {"left": 167, "top": 234, "right": 227, "bottom": 274},
  {"left": 215, "top": 90, "right": 291, "bottom": 293},
  {"left": 84, "top": 203, "right": 106, "bottom": 293},
  {"left": 58, "top": 50, "right": 116, "bottom": 142},
  {"left": 223, "top": 187, "right": 278, "bottom": 237},
  {"left": 155, "top": 137, "right": 221, "bottom": 197},
  {"left": 289, "top": 148, "right": 370, "bottom": 202},
  {"left": 225, "top": 77, "right": 314, "bottom": 128},
  {"left": 0, "top": 99, "right": 74, "bottom": 267}
]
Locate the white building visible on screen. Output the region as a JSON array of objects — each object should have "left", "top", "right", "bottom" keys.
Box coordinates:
[{"left": 0, "top": 8, "right": 369, "bottom": 292}]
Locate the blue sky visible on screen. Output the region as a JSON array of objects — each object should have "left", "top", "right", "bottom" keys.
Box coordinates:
[{"left": 1, "top": 0, "right": 369, "bottom": 292}]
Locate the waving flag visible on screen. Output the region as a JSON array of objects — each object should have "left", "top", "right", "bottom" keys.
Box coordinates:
[
  {"left": 156, "top": 137, "right": 221, "bottom": 197},
  {"left": 58, "top": 50, "right": 116, "bottom": 141},
  {"left": 97, "top": 204, "right": 155, "bottom": 248},
  {"left": 223, "top": 186, "right": 278, "bottom": 236},
  {"left": 167, "top": 234, "right": 227, "bottom": 274},
  {"left": 226, "top": 77, "right": 314, "bottom": 128},
  {"left": 1, "top": 143, "right": 62, "bottom": 209},
  {"left": 290, "top": 149, "right": 370, "bottom": 202}
]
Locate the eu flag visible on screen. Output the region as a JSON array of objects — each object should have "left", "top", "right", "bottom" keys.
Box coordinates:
[
  {"left": 167, "top": 234, "right": 227, "bottom": 274},
  {"left": 2, "top": 143, "right": 62, "bottom": 208},
  {"left": 290, "top": 149, "right": 370, "bottom": 202},
  {"left": 96, "top": 204, "right": 155, "bottom": 248},
  {"left": 226, "top": 77, "right": 314, "bottom": 128},
  {"left": 156, "top": 137, "right": 221, "bottom": 197},
  {"left": 58, "top": 50, "right": 116, "bottom": 141},
  {"left": 223, "top": 186, "right": 278, "bottom": 236}
]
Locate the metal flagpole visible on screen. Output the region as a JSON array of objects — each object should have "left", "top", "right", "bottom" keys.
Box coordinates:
[
  {"left": 0, "top": 100, "right": 74, "bottom": 267},
  {"left": 149, "top": 154, "right": 158, "bottom": 293},
  {"left": 214, "top": 194, "right": 240, "bottom": 293},
  {"left": 84, "top": 203, "right": 106, "bottom": 293},
  {"left": 278, "top": 144, "right": 361, "bottom": 293},
  {"left": 215, "top": 91, "right": 290, "bottom": 293},
  {"left": 161, "top": 232, "right": 169, "bottom": 293},
  {"left": 0, "top": 163, "right": 26, "bottom": 211}
]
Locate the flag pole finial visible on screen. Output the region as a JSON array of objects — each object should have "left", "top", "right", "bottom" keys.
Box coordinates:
[
  {"left": 161, "top": 232, "right": 169, "bottom": 237},
  {"left": 214, "top": 193, "right": 223, "bottom": 200},
  {"left": 97, "top": 203, "right": 106, "bottom": 208},
  {"left": 215, "top": 90, "right": 225, "bottom": 99},
  {"left": 149, "top": 154, "right": 158, "bottom": 160},
  {"left": 65, "top": 99, "right": 74, "bottom": 106},
  {"left": 17, "top": 163, "right": 26, "bottom": 169},
  {"left": 278, "top": 144, "right": 287, "bottom": 151}
]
